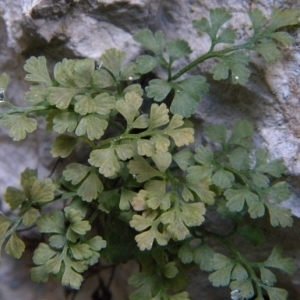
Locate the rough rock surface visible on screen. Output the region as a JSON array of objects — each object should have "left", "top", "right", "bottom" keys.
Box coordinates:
[{"left": 0, "top": 0, "right": 299, "bottom": 299}]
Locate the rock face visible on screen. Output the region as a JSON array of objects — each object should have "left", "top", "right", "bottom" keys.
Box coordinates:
[{"left": 0, "top": 0, "right": 299, "bottom": 299}]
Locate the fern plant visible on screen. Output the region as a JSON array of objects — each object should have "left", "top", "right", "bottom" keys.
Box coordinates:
[{"left": 0, "top": 7, "right": 299, "bottom": 300}]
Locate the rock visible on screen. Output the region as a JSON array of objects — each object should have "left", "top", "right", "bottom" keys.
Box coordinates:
[{"left": 0, "top": 0, "right": 299, "bottom": 299}]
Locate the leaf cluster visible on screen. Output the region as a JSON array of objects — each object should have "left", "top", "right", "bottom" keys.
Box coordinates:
[{"left": 0, "top": 6, "right": 298, "bottom": 300}]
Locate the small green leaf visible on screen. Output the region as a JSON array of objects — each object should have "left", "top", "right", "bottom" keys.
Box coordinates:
[
  {"left": 101, "top": 48, "right": 126, "bottom": 78},
  {"left": 0, "top": 214, "right": 12, "bottom": 237},
  {"left": 136, "top": 139, "right": 155, "bottom": 157},
  {"left": 264, "top": 247, "right": 296, "bottom": 275},
  {"left": 149, "top": 103, "right": 169, "bottom": 129},
  {"left": 166, "top": 39, "right": 192, "bottom": 60},
  {"left": 119, "top": 189, "right": 136, "bottom": 211},
  {"left": 49, "top": 234, "right": 66, "bottom": 249},
  {"left": 53, "top": 111, "right": 78, "bottom": 134},
  {"left": 62, "top": 263, "right": 84, "bottom": 290},
  {"left": 74, "top": 95, "right": 97, "bottom": 115},
  {"left": 231, "top": 263, "right": 248, "bottom": 280},
  {"left": 24, "top": 56, "right": 52, "bottom": 86},
  {"left": 0, "top": 114, "right": 37, "bottom": 141},
  {"left": 230, "top": 279, "right": 254, "bottom": 299},
  {"left": 164, "top": 262, "right": 179, "bottom": 278},
  {"left": 32, "top": 243, "right": 57, "bottom": 265},
  {"left": 93, "top": 93, "right": 115, "bottom": 115},
  {"left": 92, "top": 69, "right": 115, "bottom": 89},
  {"left": 26, "top": 178, "right": 55, "bottom": 203},
  {"left": 47, "top": 87, "right": 77, "bottom": 109},
  {"left": 206, "top": 124, "right": 227, "bottom": 144},
  {"left": 54, "top": 58, "right": 76, "bottom": 86},
  {"left": 25, "top": 86, "right": 49, "bottom": 105},
  {"left": 51, "top": 134, "right": 77, "bottom": 158},
  {"left": 63, "top": 163, "right": 91, "bottom": 185},
  {"left": 135, "top": 55, "right": 158, "bottom": 74},
  {"left": 264, "top": 286, "right": 288, "bottom": 300},
  {"left": 77, "top": 172, "right": 103, "bottom": 202},
  {"left": 134, "top": 29, "right": 165, "bottom": 55},
  {"left": 72, "top": 58, "right": 95, "bottom": 88},
  {"left": 22, "top": 207, "right": 40, "bottom": 226},
  {"left": 229, "top": 120, "right": 254, "bottom": 149},
  {"left": 256, "top": 159, "right": 286, "bottom": 178},
  {"left": 193, "top": 244, "right": 215, "bottom": 271},
  {"left": 152, "top": 151, "right": 172, "bottom": 172},
  {"left": 178, "top": 243, "right": 194, "bottom": 264},
  {"left": 4, "top": 187, "right": 25, "bottom": 210},
  {"left": 251, "top": 173, "right": 270, "bottom": 188},
  {"left": 260, "top": 267, "right": 277, "bottom": 286},
  {"left": 228, "top": 147, "right": 250, "bottom": 171},
  {"left": 209, "top": 264, "right": 234, "bottom": 287},
  {"left": 145, "top": 79, "right": 172, "bottom": 102},
  {"left": 115, "top": 141, "right": 135, "bottom": 160},
  {"left": 5, "top": 232, "right": 25, "bottom": 259},
  {"left": 266, "top": 204, "right": 293, "bottom": 227},
  {"left": 173, "top": 148, "right": 195, "bottom": 171},
  {"left": 216, "top": 28, "right": 236, "bottom": 44},
  {"left": 224, "top": 189, "right": 259, "bottom": 212},
  {"left": 212, "top": 169, "right": 234, "bottom": 189},
  {"left": 255, "top": 41, "right": 282, "bottom": 63},
  {"left": 270, "top": 32, "right": 294, "bottom": 47},
  {"left": 268, "top": 9, "right": 299, "bottom": 31},
  {"left": 194, "top": 145, "right": 214, "bottom": 164},
  {"left": 128, "top": 156, "right": 163, "bottom": 182},
  {"left": 87, "top": 236, "right": 106, "bottom": 251},
  {"left": 36, "top": 211, "right": 65, "bottom": 234},
  {"left": 249, "top": 9, "right": 267, "bottom": 33},
  {"left": 89, "top": 147, "right": 121, "bottom": 177},
  {"left": 116, "top": 92, "right": 143, "bottom": 127},
  {"left": 75, "top": 114, "right": 108, "bottom": 140}
]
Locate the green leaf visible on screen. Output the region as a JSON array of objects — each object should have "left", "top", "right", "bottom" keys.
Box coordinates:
[
  {"left": 74, "top": 95, "right": 97, "bottom": 115},
  {"left": 193, "top": 9, "right": 232, "bottom": 41},
  {"left": 93, "top": 93, "right": 115, "bottom": 115},
  {"left": 251, "top": 173, "right": 270, "bottom": 188},
  {"left": 128, "top": 155, "right": 163, "bottom": 182},
  {"left": 5, "top": 232, "right": 25, "bottom": 259},
  {"left": 264, "top": 286, "right": 288, "bottom": 300},
  {"left": 70, "top": 243, "right": 93, "bottom": 260},
  {"left": 216, "top": 28, "right": 236, "bottom": 44},
  {"left": 87, "top": 236, "right": 106, "bottom": 251},
  {"left": 22, "top": 207, "right": 41, "bottom": 226},
  {"left": 212, "top": 52, "right": 251, "bottom": 85},
  {"left": 32, "top": 243, "right": 57, "bottom": 265},
  {"left": 268, "top": 9, "right": 299, "bottom": 31},
  {"left": 62, "top": 261, "right": 84, "bottom": 290},
  {"left": 36, "top": 211, "right": 65, "bottom": 234},
  {"left": 47, "top": 87, "right": 77, "bottom": 109},
  {"left": 51, "top": 134, "right": 77, "bottom": 158},
  {"left": 92, "top": 69, "right": 115, "bottom": 89},
  {"left": 193, "top": 244, "right": 215, "bottom": 272},
  {"left": 72, "top": 58, "right": 95, "bottom": 88},
  {"left": 230, "top": 279, "right": 254, "bottom": 299},
  {"left": 149, "top": 103, "right": 169, "bottom": 129},
  {"left": 152, "top": 151, "right": 172, "bottom": 172},
  {"left": 137, "top": 138, "right": 155, "bottom": 158},
  {"left": 134, "top": 29, "right": 164, "bottom": 55},
  {"left": 173, "top": 148, "right": 195, "bottom": 171},
  {"left": 75, "top": 114, "right": 108, "bottom": 140},
  {"left": 170, "top": 76, "right": 209, "bottom": 117},
  {"left": 206, "top": 124, "right": 227, "bottom": 144},
  {"left": 101, "top": 48, "right": 126, "bottom": 78},
  {"left": 194, "top": 145, "right": 214, "bottom": 164},
  {"left": 0, "top": 214, "right": 12, "bottom": 236},
  {"left": 224, "top": 189, "right": 259, "bottom": 212},
  {"left": 255, "top": 159, "right": 286, "bottom": 178},
  {"left": 24, "top": 56, "right": 52, "bottom": 86},
  {"left": 187, "top": 180, "right": 215, "bottom": 205},
  {"left": 49, "top": 234, "right": 66, "bottom": 249},
  {"left": 266, "top": 182, "right": 291, "bottom": 203},
  {"left": 266, "top": 203, "right": 293, "bottom": 227},
  {"left": 135, "top": 55, "right": 159, "bottom": 74},
  {"left": 231, "top": 263, "right": 248, "bottom": 280},
  {"left": 166, "top": 39, "right": 192, "bottom": 60},
  {"left": 164, "top": 262, "right": 178, "bottom": 279},
  {"left": 25, "top": 178, "right": 55, "bottom": 203},
  {"left": 260, "top": 267, "right": 277, "bottom": 286},
  {"left": 115, "top": 141, "right": 135, "bottom": 160},
  {"left": 77, "top": 172, "right": 103, "bottom": 202},
  {"left": 63, "top": 163, "right": 91, "bottom": 185},
  {"left": 270, "top": 32, "right": 294, "bottom": 47},
  {"left": 145, "top": 79, "right": 172, "bottom": 102},
  {"left": 249, "top": 9, "right": 267, "bottom": 33},
  {"left": 4, "top": 187, "right": 25, "bottom": 210},
  {"left": 30, "top": 265, "right": 49, "bottom": 283},
  {"left": 54, "top": 58, "right": 76, "bottom": 86},
  {"left": 119, "top": 189, "right": 136, "bottom": 210},
  {"left": 0, "top": 114, "right": 37, "bottom": 141},
  {"left": 212, "top": 169, "right": 234, "bottom": 189},
  {"left": 132, "top": 114, "right": 149, "bottom": 129},
  {"left": 264, "top": 247, "right": 296, "bottom": 275},
  {"left": 229, "top": 120, "right": 254, "bottom": 149},
  {"left": 209, "top": 264, "right": 234, "bottom": 287},
  {"left": 53, "top": 111, "right": 78, "bottom": 134},
  {"left": 116, "top": 91, "right": 143, "bottom": 127},
  {"left": 228, "top": 147, "right": 250, "bottom": 171},
  {"left": 25, "top": 85, "right": 49, "bottom": 105},
  {"left": 89, "top": 147, "right": 121, "bottom": 177},
  {"left": 178, "top": 243, "right": 194, "bottom": 264},
  {"left": 255, "top": 41, "right": 282, "bottom": 63}
]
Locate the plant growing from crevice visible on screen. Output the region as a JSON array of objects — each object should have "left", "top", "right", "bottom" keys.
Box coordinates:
[{"left": 0, "top": 7, "right": 299, "bottom": 300}]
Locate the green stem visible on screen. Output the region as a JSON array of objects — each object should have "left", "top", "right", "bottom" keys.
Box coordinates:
[
  {"left": 0, "top": 105, "right": 52, "bottom": 119},
  {"left": 222, "top": 238, "right": 264, "bottom": 299},
  {"left": 170, "top": 39, "right": 257, "bottom": 81}
]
